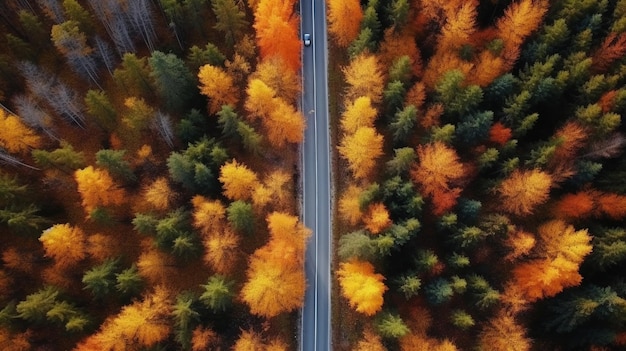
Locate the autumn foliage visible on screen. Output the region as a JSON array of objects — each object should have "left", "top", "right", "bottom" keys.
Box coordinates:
[
  {"left": 74, "top": 166, "right": 125, "bottom": 216},
  {"left": 39, "top": 224, "right": 86, "bottom": 269},
  {"left": 198, "top": 64, "right": 238, "bottom": 114},
  {"left": 327, "top": 0, "right": 363, "bottom": 47},
  {"left": 498, "top": 169, "right": 552, "bottom": 216},
  {"left": 411, "top": 142, "right": 465, "bottom": 215},
  {"left": 219, "top": 159, "right": 260, "bottom": 201},
  {"left": 338, "top": 127, "right": 384, "bottom": 180},
  {"left": 0, "top": 109, "right": 42, "bottom": 154},
  {"left": 337, "top": 260, "right": 387, "bottom": 316},
  {"left": 253, "top": 0, "right": 301, "bottom": 72}
]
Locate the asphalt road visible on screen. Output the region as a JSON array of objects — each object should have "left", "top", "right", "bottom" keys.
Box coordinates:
[{"left": 299, "top": 0, "right": 332, "bottom": 350}]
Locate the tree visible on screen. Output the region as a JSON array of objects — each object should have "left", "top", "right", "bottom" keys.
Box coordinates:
[
  {"left": 74, "top": 166, "right": 125, "bottom": 215},
  {"left": 264, "top": 99, "right": 306, "bottom": 147},
  {"left": 0, "top": 108, "right": 41, "bottom": 154},
  {"left": 343, "top": 53, "right": 385, "bottom": 104},
  {"left": 512, "top": 220, "right": 592, "bottom": 301},
  {"left": 376, "top": 312, "right": 410, "bottom": 338},
  {"left": 477, "top": 311, "right": 531, "bottom": 351},
  {"left": 172, "top": 292, "right": 200, "bottom": 350},
  {"left": 203, "top": 229, "right": 240, "bottom": 274},
  {"left": 227, "top": 200, "right": 254, "bottom": 235},
  {"left": 199, "top": 275, "right": 234, "bottom": 311},
  {"left": 115, "top": 264, "right": 143, "bottom": 296},
  {"left": 82, "top": 259, "right": 119, "bottom": 299},
  {"left": 489, "top": 122, "right": 512, "bottom": 145},
  {"left": 386, "top": 147, "right": 416, "bottom": 175},
  {"left": 245, "top": 78, "right": 278, "bottom": 121},
  {"left": 410, "top": 142, "right": 465, "bottom": 215},
  {"left": 76, "top": 287, "right": 171, "bottom": 350},
  {"left": 387, "top": 0, "right": 410, "bottom": 29},
  {"left": 32, "top": 141, "right": 86, "bottom": 173},
  {"left": 212, "top": 0, "right": 248, "bottom": 48},
  {"left": 355, "top": 329, "right": 386, "bottom": 351},
  {"left": 338, "top": 127, "right": 384, "bottom": 180},
  {"left": 341, "top": 96, "right": 377, "bottom": 134},
  {"left": 253, "top": 0, "right": 301, "bottom": 72},
  {"left": 327, "top": 0, "right": 363, "bottom": 47},
  {"left": 39, "top": 223, "right": 86, "bottom": 268},
  {"left": 498, "top": 169, "right": 552, "bottom": 216},
  {"left": 425, "top": 278, "right": 454, "bottom": 305},
  {"left": 51, "top": 20, "right": 99, "bottom": 85},
  {"left": 198, "top": 64, "right": 238, "bottom": 114},
  {"left": 450, "top": 310, "right": 475, "bottom": 330},
  {"left": 143, "top": 177, "right": 175, "bottom": 212},
  {"left": 84, "top": 90, "right": 117, "bottom": 131},
  {"left": 167, "top": 137, "right": 228, "bottom": 194},
  {"left": 63, "top": 0, "right": 94, "bottom": 34},
  {"left": 149, "top": 51, "right": 195, "bottom": 112},
  {"left": 390, "top": 104, "right": 417, "bottom": 143},
  {"left": 232, "top": 329, "right": 264, "bottom": 351},
  {"left": 113, "top": 53, "right": 154, "bottom": 97},
  {"left": 253, "top": 57, "right": 301, "bottom": 103},
  {"left": 219, "top": 159, "right": 259, "bottom": 201},
  {"left": 363, "top": 202, "right": 392, "bottom": 234},
  {"left": 336, "top": 260, "right": 387, "bottom": 315},
  {"left": 95, "top": 149, "right": 136, "bottom": 183},
  {"left": 496, "top": 0, "right": 548, "bottom": 68}
]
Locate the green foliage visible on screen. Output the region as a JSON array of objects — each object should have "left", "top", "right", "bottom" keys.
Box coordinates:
[
  {"left": 455, "top": 111, "right": 493, "bottom": 146},
  {"left": 84, "top": 90, "right": 117, "bottom": 131},
  {"left": 211, "top": 0, "right": 248, "bottom": 48},
  {"left": 589, "top": 227, "right": 626, "bottom": 271},
  {"left": 359, "top": 183, "right": 381, "bottom": 211},
  {"left": 218, "top": 105, "right": 263, "bottom": 153},
  {"left": 82, "top": 259, "right": 119, "bottom": 299},
  {"left": 435, "top": 70, "right": 483, "bottom": 116},
  {"left": 429, "top": 124, "right": 456, "bottom": 143},
  {"left": 0, "top": 204, "right": 49, "bottom": 233},
  {"left": 447, "top": 253, "right": 470, "bottom": 269},
  {"left": 172, "top": 292, "right": 200, "bottom": 349},
  {"left": 149, "top": 51, "right": 195, "bottom": 112},
  {"left": 155, "top": 208, "right": 196, "bottom": 255},
  {"left": 113, "top": 53, "right": 154, "bottom": 97},
  {"left": 383, "top": 80, "right": 406, "bottom": 116},
  {"left": 115, "top": 265, "right": 143, "bottom": 296},
  {"left": 95, "top": 149, "right": 136, "bottom": 182},
  {"left": 415, "top": 250, "right": 439, "bottom": 273},
  {"left": 386, "top": 147, "right": 416, "bottom": 175},
  {"left": 348, "top": 27, "right": 376, "bottom": 58},
  {"left": 338, "top": 230, "right": 377, "bottom": 261},
  {"left": 425, "top": 278, "right": 454, "bottom": 305},
  {"left": 389, "top": 56, "right": 412, "bottom": 87},
  {"left": 397, "top": 274, "right": 421, "bottom": 299},
  {"left": 387, "top": 0, "right": 410, "bottom": 29},
  {"left": 133, "top": 213, "right": 159, "bottom": 235},
  {"left": 227, "top": 200, "right": 254, "bottom": 235},
  {"left": 382, "top": 176, "right": 423, "bottom": 219},
  {"left": 167, "top": 137, "right": 228, "bottom": 194},
  {"left": 450, "top": 309, "right": 474, "bottom": 330},
  {"left": 16, "top": 286, "right": 89, "bottom": 331},
  {"left": 390, "top": 104, "right": 417, "bottom": 143},
  {"left": 376, "top": 312, "right": 409, "bottom": 338},
  {"left": 187, "top": 43, "right": 226, "bottom": 71},
  {"left": 200, "top": 275, "right": 234, "bottom": 312},
  {"left": 361, "top": 2, "right": 382, "bottom": 39}
]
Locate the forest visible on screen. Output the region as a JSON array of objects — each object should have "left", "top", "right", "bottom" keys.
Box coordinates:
[
  {"left": 0, "top": 0, "right": 308, "bottom": 349},
  {"left": 329, "top": 0, "right": 626, "bottom": 350}
]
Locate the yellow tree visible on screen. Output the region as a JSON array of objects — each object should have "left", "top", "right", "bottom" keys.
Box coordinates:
[
  {"left": 241, "top": 212, "right": 310, "bottom": 318},
  {"left": 355, "top": 330, "right": 386, "bottom": 351},
  {"left": 327, "top": 0, "right": 363, "bottom": 47},
  {"left": 74, "top": 166, "right": 125, "bottom": 215},
  {"left": 143, "top": 177, "right": 175, "bottom": 211},
  {"left": 191, "top": 195, "right": 226, "bottom": 235},
  {"left": 339, "top": 185, "right": 364, "bottom": 226},
  {"left": 198, "top": 64, "right": 238, "bottom": 114},
  {"left": 74, "top": 287, "right": 172, "bottom": 350},
  {"left": 265, "top": 99, "right": 306, "bottom": 147},
  {"left": 0, "top": 108, "right": 42, "bottom": 154},
  {"left": 39, "top": 223, "right": 86, "bottom": 269},
  {"left": 496, "top": 0, "right": 548, "bottom": 65},
  {"left": 477, "top": 311, "right": 531, "bottom": 351},
  {"left": 203, "top": 229, "right": 240, "bottom": 274},
  {"left": 244, "top": 78, "right": 278, "bottom": 121},
  {"left": 341, "top": 96, "right": 377, "bottom": 134},
  {"left": 338, "top": 127, "right": 384, "bottom": 180},
  {"left": 253, "top": 57, "right": 301, "bottom": 103},
  {"left": 136, "top": 249, "right": 177, "bottom": 285},
  {"left": 343, "top": 53, "right": 385, "bottom": 104},
  {"left": 219, "top": 159, "right": 260, "bottom": 201},
  {"left": 498, "top": 169, "right": 552, "bottom": 216},
  {"left": 336, "top": 260, "right": 387, "bottom": 316},
  {"left": 232, "top": 329, "right": 264, "bottom": 351}
]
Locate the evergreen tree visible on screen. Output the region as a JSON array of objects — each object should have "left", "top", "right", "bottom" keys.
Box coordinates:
[
  {"left": 211, "top": 0, "right": 248, "bottom": 48},
  {"left": 376, "top": 312, "right": 409, "bottom": 339},
  {"left": 82, "top": 259, "right": 119, "bottom": 299},
  {"left": 386, "top": 147, "right": 416, "bottom": 175},
  {"left": 115, "top": 264, "right": 143, "bottom": 296},
  {"left": 167, "top": 137, "right": 228, "bottom": 194},
  {"left": 187, "top": 43, "right": 226, "bottom": 71},
  {"left": 425, "top": 278, "right": 454, "bottom": 305},
  {"left": 199, "top": 275, "right": 234, "bottom": 312},
  {"left": 589, "top": 227, "right": 626, "bottom": 271},
  {"left": 450, "top": 310, "right": 475, "bottom": 330},
  {"left": 149, "top": 51, "right": 195, "bottom": 112},
  {"left": 16, "top": 286, "right": 59, "bottom": 323},
  {"left": 95, "top": 149, "right": 136, "bottom": 183},
  {"left": 387, "top": 0, "right": 409, "bottom": 29},
  {"left": 389, "top": 104, "right": 417, "bottom": 143},
  {"left": 172, "top": 292, "right": 200, "bottom": 350},
  {"left": 84, "top": 90, "right": 117, "bottom": 131},
  {"left": 226, "top": 200, "right": 254, "bottom": 235},
  {"left": 397, "top": 274, "right": 421, "bottom": 299},
  {"left": 338, "top": 230, "right": 377, "bottom": 261}
]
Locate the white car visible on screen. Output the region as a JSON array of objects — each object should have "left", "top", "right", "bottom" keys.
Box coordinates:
[{"left": 304, "top": 33, "right": 311, "bottom": 47}]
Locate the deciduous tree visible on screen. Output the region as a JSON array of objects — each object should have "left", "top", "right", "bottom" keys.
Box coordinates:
[
  {"left": 336, "top": 260, "right": 387, "bottom": 315},
  {"left": 198, "top": 64, "right": 238, "bottom": 114},
  {"left": 341, "top": 96, "right": 377, "bottom": 134},
  {"left": 498, "top": 169, "right": 552, "bottom": 216},
  {"left": 343, "top": 54, "right": 384, "bottom": 104},
  {"left": 0, "top": 108, "right": 41, "bottom": 154},
  {"left": 477, "top": 311, "right": 531, "bottom": 351},
  {"left": 327, "top": 0, "right": 363, "bottom": 47},
  {"left": 219, "top": 159, "right": 259, "bottom": 201},
  {"left": 338, "top": 127, "right": 384, "bottom": 180},
  {"left": 363, "top": 202, "right": 392, "bottom": 235},
  {"left": 203, "top": 229, "right": 239, "bottom": 274},
  {"left": 39, "top": 224, "right": 86, "bottom": 269},
  {"left": 74, "top": 166, "right": 125, "bottom": 216}
]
